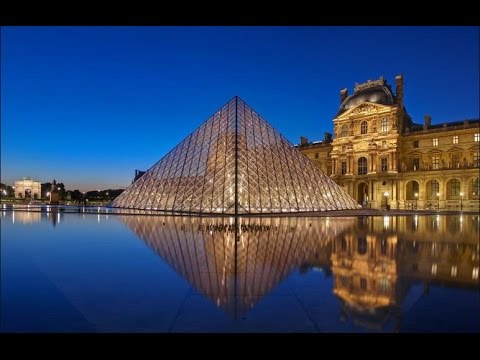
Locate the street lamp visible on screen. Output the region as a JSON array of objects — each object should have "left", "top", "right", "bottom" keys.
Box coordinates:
[
  {"left": 414, "top": 192, "right": 418, "bottom": 209},
  {"left": 460, "top": 192, "right": 464, "bottom": 211}
]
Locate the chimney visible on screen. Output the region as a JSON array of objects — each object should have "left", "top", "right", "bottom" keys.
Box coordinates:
[
  {"left": 424, "top": 115, "right": 431, "bottom": 129},
  {"left": 395, "top": 75, "right": 403, "bottom": 105},
  {"left": 300, "top": 136, "right": 308, "bottom": 145},
  {"left": 340, "top": 88, "right": 348, "bottom": 103},
  {"left": 324, "top": 132, "right": 332, "bottom": 142}
]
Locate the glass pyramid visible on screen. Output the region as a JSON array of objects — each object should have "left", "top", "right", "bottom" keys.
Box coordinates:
[{"left": 110, "top": 96, "right": 360, "bottom": 214}]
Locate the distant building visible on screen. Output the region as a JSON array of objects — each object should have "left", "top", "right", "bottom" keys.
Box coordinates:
[
  {"left": 133, "top": 169, "right": 146, "bottom": 183},
  {"left": 297, "top": 75, "right": 480, "bottom": 210},
  {"left": 15, "top": 177, "right": 41, "bottom": 199}
]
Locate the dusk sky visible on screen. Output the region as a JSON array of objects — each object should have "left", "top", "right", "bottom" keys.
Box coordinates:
[{"left": 1, "top": 26, "right": 478, "bottom": 192}]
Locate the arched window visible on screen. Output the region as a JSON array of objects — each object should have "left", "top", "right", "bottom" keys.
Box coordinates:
[
  {"left": 471, "top": 177, "right": 480, "bottom": 200},
  {"left": 358, "top": 157, "right": 367, "bottom": 175},
  {"left": 360, "top": 121, "right": 368, "bottom": 134},
  {"left": 447, "top": 178, "right": 461, "bottom": 199},
  {"left": 406, "top": 181, "right": 420, "bottom": 200},
  {"left": 426, "top": 180, "right": 440, "bottom": 200},
  {"left": 341, "top": 124, "right": 348, "bottom": 137}
]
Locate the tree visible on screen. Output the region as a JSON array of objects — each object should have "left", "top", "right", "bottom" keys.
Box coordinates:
[{"left": 0, "top": 183, "right": 14, "bottom": 197}]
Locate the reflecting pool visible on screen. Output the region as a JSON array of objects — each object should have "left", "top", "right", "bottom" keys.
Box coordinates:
[{"left": 1, "top": 209, "right": 479, "bottom": 332}]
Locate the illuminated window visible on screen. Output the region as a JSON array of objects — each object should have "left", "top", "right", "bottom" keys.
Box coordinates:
[
  {"left": 360, "top": 121, "right": 368, "bottom": 134},
  {"left": 381, "top": 158, "right": 388, "bottom": 172},
  {"left": 431, "top": 263, "right": 437, "bottom": 275},
  {"left": 453, "top": 135, "right": 458, "bottom": 144},
  {"left": 341, "top": 124, "right": 348, "bottom": 137},
  {"left": 433, "top": 138, "right": 438, "bottom": 146},
  {"left": 432, "top": 156, "right": 440, "bottom": 169},
  {"left": 314, "top": 153, "right": 319, "bottom": 159},
  {"left": 413, "top": 157, "right": 420, "bottom": 170},
  {"left": 358, "top": 157, "right": 367, "bottom": 175},
  {"left": 341, "top": 161, "right": 347, "bottom": 175},
  {"left": 413, "top": 140, "right": 419, "bottom": 148},
  {"left": 452, "top": 154, "right": 460, "bottom": 168},
  {"left": 475, "top": 133, "right": 480, "bottom": 142},
  {"left": 428, "top": 180, "right": 440, "bottom": 199},
  {"left": 451, "top": 265, "right": 457, "bottom": 277},
  {"left": 381, "top": 117, "right": 388, "bottom": 132},
  {"left": 380, "top": 278, "right": 388, "bottom": 294},
  {"left": 472, "top": 178, "right": 479, "bottom": 199},
  {"left": 448, "top": 179, "right": 461, "bottom": 197}
]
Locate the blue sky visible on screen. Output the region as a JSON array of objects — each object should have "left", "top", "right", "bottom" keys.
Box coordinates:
[{"left": 1, "top": 26, "right": 478, "bottom": 191}]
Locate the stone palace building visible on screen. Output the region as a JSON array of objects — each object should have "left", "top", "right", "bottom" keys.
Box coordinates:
[{"left": 297, "top": 75, "right": 480, "bottom": 210}]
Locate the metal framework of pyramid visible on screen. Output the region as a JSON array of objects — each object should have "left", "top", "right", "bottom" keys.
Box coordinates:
[{"left": 110, "top": 96, "right": 360, "bottom": 214}]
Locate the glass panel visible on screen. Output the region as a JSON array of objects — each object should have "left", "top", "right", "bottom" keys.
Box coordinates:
[{"left": 111, "top": 97, "right": 360, "bottom": 213}]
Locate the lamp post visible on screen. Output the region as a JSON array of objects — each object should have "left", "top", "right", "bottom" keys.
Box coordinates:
[
  {"left": 414, "top": 192, "right": 418, "bottom": 210},
  {"left": 460, "top": 192, "right": 464, "bottom": 211}
]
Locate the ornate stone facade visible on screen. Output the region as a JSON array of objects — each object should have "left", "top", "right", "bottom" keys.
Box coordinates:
[
  {"left": 298, "top": 75, "right": 480, "bottom": 210},
  {"left": 14, "top": 177, "right": 41, "bottom": 200}
]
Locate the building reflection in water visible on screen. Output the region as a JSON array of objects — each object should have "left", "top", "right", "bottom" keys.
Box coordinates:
[
  {"left": 1, "top": 206, "right": 64, "bottom": 227},
  {"left": 121, "top": 214, "right": 479, "bottom": 329}
]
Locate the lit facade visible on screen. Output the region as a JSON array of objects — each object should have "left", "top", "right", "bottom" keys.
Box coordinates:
[
  {"left": 14, "top": 177, "right": 41, "bottom": 199},
  {"left": 298, "top": 75, "right": 480, "bottom": 210}
]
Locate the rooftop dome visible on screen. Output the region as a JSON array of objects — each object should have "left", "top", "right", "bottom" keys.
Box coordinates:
[{"left": 337, "top": 83, "right": 395, "bottom": 116}]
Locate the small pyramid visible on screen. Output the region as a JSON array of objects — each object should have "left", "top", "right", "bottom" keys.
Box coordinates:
[{"left": 110, "top": 96, "right": 360, "bottom": 214}]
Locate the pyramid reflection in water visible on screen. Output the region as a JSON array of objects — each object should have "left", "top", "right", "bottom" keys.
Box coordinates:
[
  {"left": 120, "top": 214, "right": 479, "bottom": 329},
  {"left": 111, "top": 97, "right": 359, "bottom": 214},
  {"left": 120, "top": 215, "right": 354, "bottom": 317}
]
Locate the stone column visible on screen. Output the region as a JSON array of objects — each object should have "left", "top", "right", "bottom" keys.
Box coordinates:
[
  {"left": 439, "top": 179, "right": 445, "bottom": 209},
  {"left": 392, "top": 180, "right": 397, "bottom": 208},
  {"left": 392, "top": 152, "right": 397, "bottom": 171},
  {"left": 369, "top": 180, "right": 373, "bottom": 202}
]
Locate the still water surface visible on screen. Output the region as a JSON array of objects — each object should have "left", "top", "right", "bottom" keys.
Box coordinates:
[{"left": 1, "top": 209, "right": 479, "bottom": 332}]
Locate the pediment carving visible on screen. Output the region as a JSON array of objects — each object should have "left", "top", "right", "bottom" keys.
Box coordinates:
[{"left": 351, "top": 103, "right": 378, "bottom": 114}]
